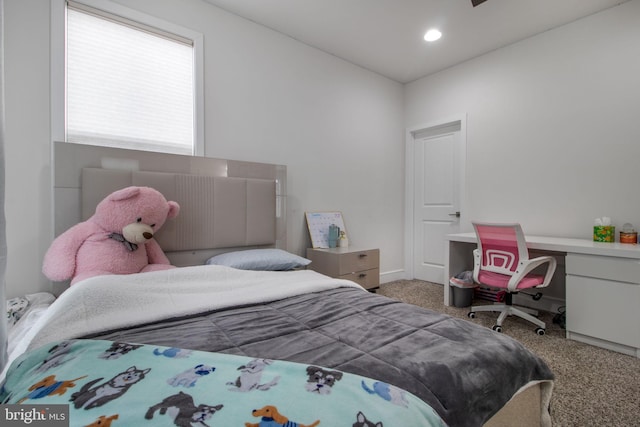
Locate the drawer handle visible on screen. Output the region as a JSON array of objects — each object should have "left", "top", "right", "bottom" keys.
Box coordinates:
[
  {"left": 359, "top": 273, "right": 367, "bottom": 278},
  {"left": 358, "top": 253, "right": 368, "bottom": 258}
]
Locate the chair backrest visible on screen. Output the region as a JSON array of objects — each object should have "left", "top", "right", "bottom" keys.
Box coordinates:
[{"left": 473, "top": 222, "right": 529, "bottom": 276}]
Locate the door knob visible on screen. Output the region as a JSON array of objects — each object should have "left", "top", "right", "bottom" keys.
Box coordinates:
[{"left": 448, "top": 212, "right": 460, "bottom": 218}]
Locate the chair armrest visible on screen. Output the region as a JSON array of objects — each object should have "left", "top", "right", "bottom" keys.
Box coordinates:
[
  {"left": 472, "top": 248, "right": 481, "bottom": 284},
  {"left": 507, "top": 255, "right": 557, "bottom": 292}
]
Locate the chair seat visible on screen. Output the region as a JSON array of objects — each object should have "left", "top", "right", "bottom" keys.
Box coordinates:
[{"left": 477, "top": 270, "right": 544, "bottom": 291}]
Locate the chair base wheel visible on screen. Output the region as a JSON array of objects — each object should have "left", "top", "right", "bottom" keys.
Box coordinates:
[
  {"left": 535, "top": 327, "right": 545, "bottom": 336},
  {"left": 492, "top": 325, "right": 502, "bottom": 333},
  {"left": 468, "top": 312, "right": 476, "bottom": 319}
]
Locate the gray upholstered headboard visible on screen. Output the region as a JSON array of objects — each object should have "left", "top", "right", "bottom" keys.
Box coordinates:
[
  {"left": 81, "top": 167, "right": 276, "bottom": 252},
  {"left": 52, "top": 142, "right": 287, "bottom": 292}
]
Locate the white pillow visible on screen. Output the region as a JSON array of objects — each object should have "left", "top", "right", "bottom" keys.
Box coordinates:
[
  {"left": 6, "top": 292, "right": 56, "bottom": 356},
  {"left": 205, "top": 249, "right": 311, "bottom": 271}
]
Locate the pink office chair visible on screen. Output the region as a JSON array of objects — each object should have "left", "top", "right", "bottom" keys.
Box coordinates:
[{"left": 467, "top": 222, "right": 557, "bottom": 335}]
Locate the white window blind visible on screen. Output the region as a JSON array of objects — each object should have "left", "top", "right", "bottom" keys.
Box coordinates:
[{"left": 66, "top": 2, "right": 195, "bottom": 155}]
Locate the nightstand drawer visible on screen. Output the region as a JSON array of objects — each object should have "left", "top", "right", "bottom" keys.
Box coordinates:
[
  {"left": 339, "top": 268, "right": 380, "bottom": 290},
  {"left": 306, "top": 247, "right": 381, "bottom": 290},
  {"left": 337, "top": 249, "right": 379, "bottom": 275}
]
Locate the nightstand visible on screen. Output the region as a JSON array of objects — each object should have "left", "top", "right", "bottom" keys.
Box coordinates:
[{"left": 306, "top": 247, "right": 380, "bottom": 290}]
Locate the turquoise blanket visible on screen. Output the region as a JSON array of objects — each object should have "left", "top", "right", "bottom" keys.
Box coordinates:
[{"left": 1, "top": 339, "right": 446, "bottom": 426}]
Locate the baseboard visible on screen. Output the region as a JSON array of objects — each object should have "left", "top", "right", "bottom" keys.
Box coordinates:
[
  {"left": 567, "top": 332, "right": 640, "bottom": 358},
  {"left": 380, "top": 269, "right": 405, "bottom": 283}
]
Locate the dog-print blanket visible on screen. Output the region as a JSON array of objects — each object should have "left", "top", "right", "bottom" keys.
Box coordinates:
[{"left": 1, "top": 339, "right": 447, "bottom": 427}]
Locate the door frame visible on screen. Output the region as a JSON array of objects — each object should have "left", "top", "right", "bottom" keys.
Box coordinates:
[{"left": 404, "top": 114, "right": 468, "bottom": 281}]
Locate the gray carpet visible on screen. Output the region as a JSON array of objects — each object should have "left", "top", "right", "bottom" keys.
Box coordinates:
[{"left": 377, "top": 280, "right": 640, "bottom": 427}]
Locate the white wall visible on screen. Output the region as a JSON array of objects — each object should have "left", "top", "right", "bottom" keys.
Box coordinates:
[
  {"left": 3, "top": 0, "right": 52, "bottom": 299},
  {"left": 405, "top": 1, "right": 640, "bottom": 239},
  {"left": 7, "top": 0, "right": 635, "bottom": 299},
  {"left": 3, "top": 0, "right": 405, "bottom": 298}
]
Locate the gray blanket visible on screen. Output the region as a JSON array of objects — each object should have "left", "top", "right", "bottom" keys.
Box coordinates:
[{"left": 85, "top": 287, "right": 553, "bottom": 427}]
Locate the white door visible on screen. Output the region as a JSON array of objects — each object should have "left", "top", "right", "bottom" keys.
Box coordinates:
[{"left": 412, "top": 122, "right": 463, "bottom": 283}]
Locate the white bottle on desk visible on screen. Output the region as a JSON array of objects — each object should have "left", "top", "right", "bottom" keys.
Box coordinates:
[{"left": 338, "top": 231, "right": 348, "bottom": 248}]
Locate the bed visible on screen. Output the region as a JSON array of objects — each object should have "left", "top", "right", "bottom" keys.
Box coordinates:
[
  {"left": 3, "top": 266, "right": 553, "bottom": 427},
  {"left": 1, "top": 145, "right": 554, "bottom": 426}
]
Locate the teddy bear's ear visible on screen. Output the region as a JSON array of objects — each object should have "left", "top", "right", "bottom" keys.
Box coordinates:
[
  {"left": 108, "top": 187, "right": 141, "bottom": 202},
  {"left": 167, "top": 201, "right": 180, "bottom": 219}
]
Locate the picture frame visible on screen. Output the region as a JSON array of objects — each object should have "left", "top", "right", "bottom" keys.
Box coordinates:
[{"left": 305, "top": 211, "right": 347, "bottom": 248}]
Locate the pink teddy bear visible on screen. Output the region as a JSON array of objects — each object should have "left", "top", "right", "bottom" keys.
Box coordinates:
[{"left": 43, "top": 186, "right": 180, "bottom": 285}]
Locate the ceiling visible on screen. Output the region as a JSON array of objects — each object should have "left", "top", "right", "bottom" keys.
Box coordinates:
[{"left": 201, "top": 0, "right": 628, "bottom": 83}]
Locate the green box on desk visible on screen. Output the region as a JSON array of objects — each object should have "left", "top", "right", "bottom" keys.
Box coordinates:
[{"left": 593, "top": 226, "right": 615, "bottom": 242}]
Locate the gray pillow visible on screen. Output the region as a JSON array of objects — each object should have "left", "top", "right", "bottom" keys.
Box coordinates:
[{"left": 205, "top": 249, "right": 311, "bottom": 271}]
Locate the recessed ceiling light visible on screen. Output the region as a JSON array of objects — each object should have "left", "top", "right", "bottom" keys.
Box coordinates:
[{"left": 424, "top": 29, "right": 442, "bottom": 42}]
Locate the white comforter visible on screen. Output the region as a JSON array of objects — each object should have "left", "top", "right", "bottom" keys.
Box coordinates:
[{"left": 5, "top": 265, "right": 361, "bottom": 378}]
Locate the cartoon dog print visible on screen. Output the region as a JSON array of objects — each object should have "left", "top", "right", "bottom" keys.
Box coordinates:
[
  {"left": 245, "top": 405, "right": 320, "bottom": 427},
  {"left": 361, "top": 380, "right": 408, "bottom": 407},
  {"left": 304, "top": 366, "right": 343, "bottom": 395},
  {"left": 6, "top": 297, "right": 29, "bottom": 326},
  {"left": 145, "top": 391, "right": 223, "bottom": 427},
  {"left": 227, "top": 358, "right": 280, "bottom": 392},
  {"left": 98, "top": 342, "right": 142, "bottom": 360},
  {"left": 352, "top": 411, "right": 383, "bottom": 427},
  {"left": 167, "top": 364, "right": 216, "bottom": 388},
  {"left": 18, "top": 375, "right": 87, "bottom": 403},
  {"left": 70, "top": 366, "right": 150, "bottom": 410},
  {"left": 35, "top": 340, "right": 76, "bottom": 372},
  {"left": 84, "top": 414, "right": 119, "bottom": 427},
  {"left": 153, "top": 347, "right": 193, "bottom": 358}
]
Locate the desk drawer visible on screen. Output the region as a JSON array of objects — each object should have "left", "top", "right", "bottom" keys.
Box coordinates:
[
  {"left": 566, "top": 254, "right": 640, "bottom": 284},
  {"left": 337, "top": 249, "right": 379, "bottom": 275},
  {"left": 566, "top": 275, "right": 640, "bottom": 348}
]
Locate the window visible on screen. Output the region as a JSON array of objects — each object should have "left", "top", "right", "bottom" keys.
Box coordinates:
[{"left": 53, "top": 0, "right": 204, "bottom": 156}]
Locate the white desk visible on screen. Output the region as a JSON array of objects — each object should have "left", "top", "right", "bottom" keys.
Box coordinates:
[{"left": 445, "top": 232, "right": 640, "bottom": 358}]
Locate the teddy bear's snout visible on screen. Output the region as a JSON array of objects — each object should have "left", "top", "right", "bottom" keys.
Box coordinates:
[{"left": 122, "top": 222, "right": 155, "bottom": 244}]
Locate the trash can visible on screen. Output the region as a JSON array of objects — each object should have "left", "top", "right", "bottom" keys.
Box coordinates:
[{"left": 449, "top": 271, "right": 477, "bottom": 308}]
